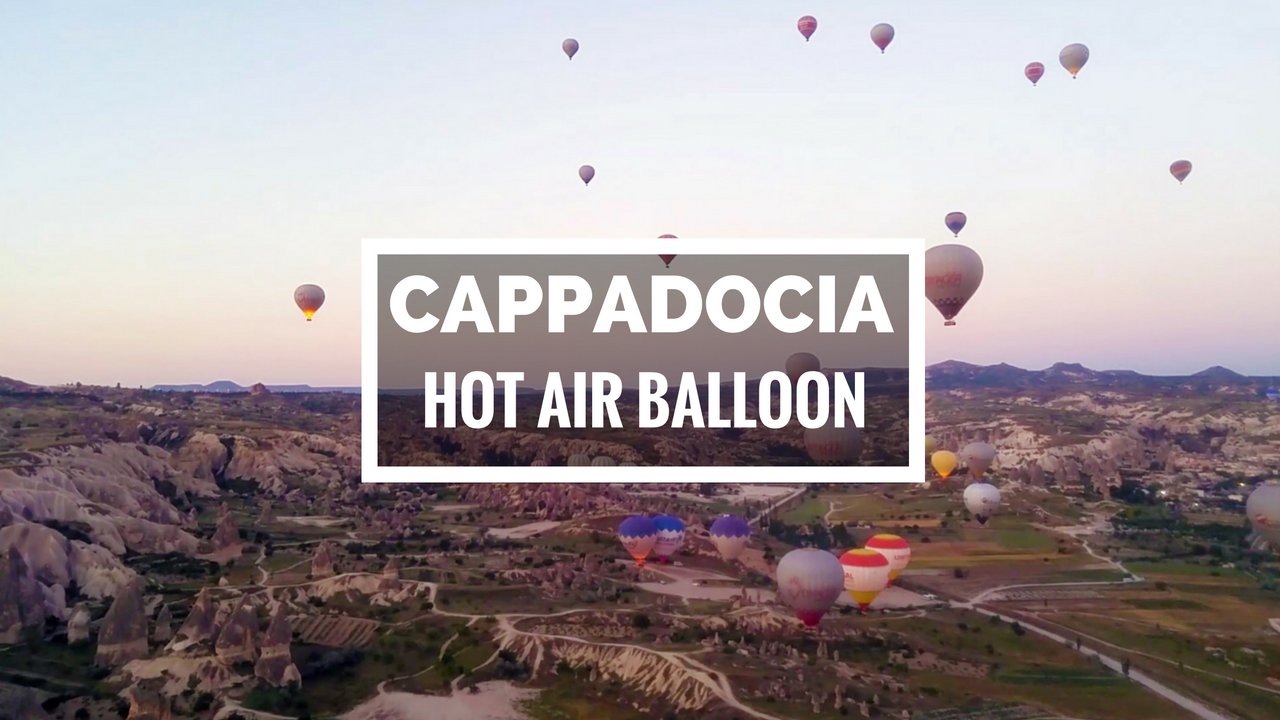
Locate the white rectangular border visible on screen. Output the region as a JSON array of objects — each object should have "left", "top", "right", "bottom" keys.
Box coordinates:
[{"left": 361, "top": 238, "right": 926, "bottom": 484}]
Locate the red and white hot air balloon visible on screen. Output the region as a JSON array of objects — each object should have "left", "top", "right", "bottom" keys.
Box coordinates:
[
  {"left": 839, "top": 549, "right": 891, "bottom": 609},
  {"left": 864, "top": 534, "right": 911, "bottom": 584},
  {"left": 798, "top": 16, "right": 817, "bottom": 42},
  {"left": 294, "top": 284, "right": 325, "bottom": 322},
  {"left": 1025, "top": 62, "right": 1045, "bottom": 86},
  {"left": 1170, "top": 160, "right": 1192, "bottom": 184},
  {"left": 870, "top": 23, "right": 894, "bottom": 53}
]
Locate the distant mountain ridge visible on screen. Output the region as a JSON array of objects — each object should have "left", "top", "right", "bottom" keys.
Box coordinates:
[
  {"left": 925, "top": 360, "right": 1280, "bottom": 391},
  {"left": 149, "top": 381, "right": 360, "bottom": 394}
]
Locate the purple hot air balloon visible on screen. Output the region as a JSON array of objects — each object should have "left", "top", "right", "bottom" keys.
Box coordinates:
[
  {"left": 798, "top": 16, "right": 817, "bottom": 42},
  {"left": 618, "top": 515, "right": 658, "bottom": 566},
  {"left": 652, "top": 515, "right": 686, "bottom": 562},
  {"left": 562, "top": 38, "right": 579, "bottom": 60},
  {"left": 579, "top": 165, "right": 595, "bottom": 186},
  {"left": 709, "top": 514, "right": 751, "bottom": 561},
  {"left": 944, "top": 211, "right": 967, "bottom": 237}
]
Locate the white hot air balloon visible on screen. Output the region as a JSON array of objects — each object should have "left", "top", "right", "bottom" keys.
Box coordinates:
[
  {"left": 961, "top": 441, "right": 997, "bottom": 478},
  {"left": 776, "top": 548, "right": 845, "bottom": 627},
  {"left": 1246, "top": 482, "right": 1280, "bottom": 551},
  {"left": 805, "top": 416, "right": 863, "bottom": 465},
  {"left": 925, "top": 244, "right": 984, "bottom": 326},
  {"left": 1059, "top": 43, "right": 1090, "bottom": 78},
  {"left": 964, "top": 483, "right": 1002, "bottom": 525}
]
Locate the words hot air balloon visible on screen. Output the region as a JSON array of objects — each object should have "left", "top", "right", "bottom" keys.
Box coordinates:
[
  {"left": 1170, "top": 160, "right": 1192, "bottom": 184},
  {"left": 805, "top": 416, "right": 863, "bottom": 465},
  {"left": 964, "top": 483, "right": 1002, "bottom": 525},
  {"left": 562, "top": 38, "right": 579, "bottom": 60},
  {"left": 294, "top": 284, "right": 325, "bottom": 322},
  {"left": 579, "top": 165, "right": 595, "bottom": 186},
  {"left": 777, "top": 548, "right": 844, "bottom": 627},
  {"left": 592, "top": 456, "right": 616, "bottom": 466},
  {"left": 1025, "top": 62, "right": 1045, "bottom": 86},
  {"left": 709, "top": 515, "right": 751, "bottom": 561},
  {"left": 870, "top": 23, "right": 894, "bottom": 53},
  {"left": 798, "top": 16, "right": 817, "bottom": 42},
  {"left": 652, "top": 515, "right": 686, "bottom": 562},
  {"left": 839, "top": 549, "right": 891, "bottom": 609},
  {"left": 925, "top": 244, "right": 984, "bottom": 327},
  {"left": 1059, "top": 43, "right": 1089, "bottom": 78},
  {"left": 961, "top": 441, "right": 997, "bottom": 478},
  {"left": 567, "top": 454, "right": 591, "bottom": 467},
  {"left": 1246, "top": 482, "right": 1280, "bottom": 552},
  {"left": 864, "top": 534, "right": 911, "bottom": 584},
  {"left": 944, "top": 212, "right": 967, "bottom": 237},
  {"left": 785, "top": 352, "right": 821, "bottom": 386},
  {"left": 931, "top": 450, "right": 958, "bottom": 480},
  {"left": 618, "top": 515, "right": 658, "bottom": 566}
]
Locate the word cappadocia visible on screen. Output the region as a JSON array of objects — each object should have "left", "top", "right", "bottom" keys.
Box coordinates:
[{"left": 390, "top": 273, "right": 895, "bottom": 431}]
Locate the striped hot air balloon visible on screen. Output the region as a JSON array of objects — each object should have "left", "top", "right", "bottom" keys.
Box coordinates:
[
  {"left": 797, "top": 16, "right": 817, "bottom": 41},
  {"left": 591, "top": 456, "right": 616, "bottom": 467},
  {"left": 618, "top": 515, "right": 658, "bottom": 567},
  {"left": 864, "top": 534, "right": 911, "bottom": 583},
  {"left": 777, "top": 548, "right": 844, "bottom": 627},
  {"left": 708, "top": 514, "right": 751, "bottom": 561},
  {"left": 567, "top": 454, "right": 591, "bottom": 467},
  {"left": 531, "top": 460, "right": 548, "bottom": 467},
  {"left": 652, "top": 515, "right": 686, "bottom": 562},
  {"left": 839, "top": 549, "right": 891, "bottom": 609},
  {"left": 1025, "top": 62, "right": 1045, "bottom": 85}
]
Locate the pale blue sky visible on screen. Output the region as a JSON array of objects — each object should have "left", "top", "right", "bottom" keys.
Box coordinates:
[{"left": 3, "top": 1, "right": 1279, "bottom": 386}]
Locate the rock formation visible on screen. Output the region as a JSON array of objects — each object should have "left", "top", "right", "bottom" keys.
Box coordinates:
[
  {"left": 213, "top": 596, "right": 258, "bottom": 665},
  {"left": 249, "top": 383, "right": 270, "bottom": 397},
  {"left": 95, "top": 577, "right": 149, "bottom": 667},
  {"left": 152, "top": 604, "right": 173, "bottom": 643},
  {"left": 311, "top": 541, "right": 336, "bottom": 579},
  {"left": 125, "top": 681, "right": 173, "bottom": 720},
  {"left": 0, "top": 546, "right": 47, "bottom": 644},
  {"left": 1, "top": 686, "right": 53, "bottom": 720},
  {"left": 172, "top": 589, "right": 218, "bottom": 647},
  {"left": 67, "top": 602, "right": 92, "bottom": 644},
  {"left": 211, "top": 503, "right": 240, "bottom": 549},
  {"left": 254, "top": 604, "right": 301, "bottom": 687}
]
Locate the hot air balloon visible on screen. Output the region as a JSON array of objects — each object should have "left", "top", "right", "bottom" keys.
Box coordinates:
[
  {"left": 619, "top": 462, "right": 638, "bottom": 467},
  {"left": 562, "top": 38, "right": 579, "bottom": 60},
  {"left": 658, "top": 237, "right": 677, "bottom": 268},
  {"left": 964, "top": 482, "right": 1002, "bottom": 525},
  {"left": 1170, "top": 160, "right": 1192, "bottom": 184},
  {"left": 798, "top": 16, "right": 817, "bottom": 42},
  {"left": 579, "top": 165, "right": 595, "bottom": 186},
  {"left": 944, "top": 212, "right": 967, "bottom": 237},
  {"left": 567, "top": 454, "right": 591, "bottom": 467},
  {"left": 294, "top": 284, "right": 325, "bottom": 322},
  {"left": 1246, "top": 482, "right": 1280, "bottom": 551},
  {"left": 870, "top": 23, "right": 894, "bottom": 53},
  {"left": 709, "top": 514, "right": 751, "bottom": 561},
  {"left": 961, "top": 441, "right": 997, "bottom": 478},
  {"left": 1025, "top": 62, "right": 1045, "bottom": 86},
  {"left": 592, "top": 456, "right": 616, "bottom": 467},
  {"left": 924, "top": 436, "right": 937, "bottom": 456},
  {"left": 785, "top": 352, "right": 822, "bottom": 386},
  {"left": 1059, "top": 43, "right": 1089, "bottom": 78},
  {"left": 531, "top": 460, "right": 548, "bottom": 467},
  {"left": 777, "top": 548, "right": 844, "bottom": 627},
  {"left": 864, "top": 534, "right": 911, "bottom": 584},
  {"left": 931, "top": 450, "right": 958, "bottom": 480},
  {"left": 805, "top": 416, "right": 862, "bottom": 465},
  {"left": 652, "top": 515, "right": 686, "bottom": 562},
  {"left": 839, "top": 549, "right": 891, "bottom": 609},
  {"left": 925, "top": 244, "right": 984, "bottom": 327},
  {"left": 618, "top": 515, "right": 658, "bottom": 567}
]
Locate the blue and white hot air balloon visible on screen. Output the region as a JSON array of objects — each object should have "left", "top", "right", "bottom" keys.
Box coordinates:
[
  {"left": 652, "top": 515, "right": 686, "bottom": 562},
  {"left": 708, "top": 514, "right": 751, "bottom": 561},
  {"left": 618, "top": 515, "right": 658, "bottom": 567}
]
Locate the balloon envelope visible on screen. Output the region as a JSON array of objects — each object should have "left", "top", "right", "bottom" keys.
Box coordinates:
[
  {"left": 931, "top": 450, "right": 958, "bottom": 479},
  {"left": 944, "top": 212, "right": 967, "bottom": 236},
  {"left": 591, "top": 456, "right": 615, "bottom": 467},
  {"left": 1246, "top": 483, "right": 1280, "bottom": 550},
  {"left": 567, "top": 454, "right": 591, "bottom": 466},
  {"left": 964, "top": 483, "right": 1002, "bottom": 525},
  {"left": 294, "top": 284, "right": 325, "bottom": 321},
  {"left": 531, "top": 460, "right": 548, "bottom": 467},
  {"left": 1170, "top": 160, "right": 1192, "bottom": 184},
  {"left": 863, "top": 534, "right": 911, "bottom": 583},
  {"left": 798, "top": 16, "right": 817, "bottom": 41},
  {"left": 1025, "top": 62, "right": 1045, "bottom": 85},
  {"left": 839, "top": 549, "right": 891, "bottom": 608},
  {"left": 925, "top": 244, "right": 984, "bottom": 326},
  {"left": 709, "top": 514, "right": 751, "bottom": 561},
  {"left": 579, "top": 165, "right": 595, "bottom": 185},
  {"left": 925, "top": 435, "right": 937, "bottom": 456},
  {"left": 652, "top": 515, "right": 687, "bottom": 560},
  {"left": 870, "top": 23, "right": 894, "bottom": 52},
  {"left": 777, "top": 548, "right": 844, "bottom": 626},
  {"left": 618, "top": 515, "right": 658, "bottom": 565},
  {"left": 659, "top": 254, "right": 677, "bottom": 267},
  {"left": 961, "top": 441, "right": 997, "bottom": 478},
  {"left": 1059, "top": 43, "right": 1089, "bottom": 77},
  {"left": 562, "top": 38, "right": 578, "bottom": 59},
  {"left": 804, "top": 417, "right": 862, "bottom": 465},
  {"left": 785, "top": 353, "right": 821, "bottom": 385}
]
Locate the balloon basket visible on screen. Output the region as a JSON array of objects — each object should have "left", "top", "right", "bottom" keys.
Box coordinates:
[{"left": 944, "top": 321, "right": 956, "bottom": 327}]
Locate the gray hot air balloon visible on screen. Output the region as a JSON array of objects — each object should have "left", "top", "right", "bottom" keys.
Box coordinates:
[
  {"left": 1246, "top": 482, "right": 1280, "bottom": 551},
  {"left": 925, "top": 244, "right": 984, "bottom": 327},
  {"left": 961, "top": 441, "right": 997, "bottom": 478},
  {"left": 777, "top": 548, "right": 844, "bottom": 627},
  {"left": 963, "top": 482, "right": 1001, "bottom": 525},
  {"left": 294, "top": 284, "right": 325, "bottom": 322},
  {"left": 591, "top": 456, "right": 616, "bottom": 467},
  {"left": 870, "top": 23, "right": 894, "bottom": 53},
  {"left": 567, "top": 454, "right": 591, "bottom": 466},
  {"left": 805, "top": 416, "right": 863, "bottom": 465},
  {"left": 562, "top": 38, "right": 579, "bottom": 60},
  {"left": 785, "top": 352, "right": 821, "bottom": 386},
  {"left": 1059, "top": 43, "right": 1089, "bottom": 78},
  {"left": 579, "top": 165, "right": 595, "bottom": 186}
]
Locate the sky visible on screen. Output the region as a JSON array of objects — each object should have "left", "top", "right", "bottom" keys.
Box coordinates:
[{"left": 2, "top": 1, "right": 1279, "bottom": 387}]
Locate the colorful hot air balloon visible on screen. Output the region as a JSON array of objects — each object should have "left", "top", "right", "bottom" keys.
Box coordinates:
[
  {"left": 864, "top": 534, "right": 911, "bottom": 583},
  {"left": 294, "top": 284, "right": 325, "bottom": 322},
  {"left": 562, "top": 38, "right": 579, "bottom": 60},
  {"left": 567, "top": 454, "right": 591, "bottom": 466},
  {"left": 1025, "top": 62, "right": 1045, "bottom": 86},
  {"left": 805, "top": 416, "right": 862, "bottom": 465},
  {"left": 961, "top": 441, "right": 997, "bottom": 478},
  {"left": 1170, "top": 160, "right": 1192, "bottom": 184},
  {"left": 652, "top": 515, "right": 686, "bottom": 562},
  {"left": 591, "top": 456, "right": 616, "bottom": 466},
  {"left": 618, "top": 515, "right": 658, "bottom": 567},
  {"left": 777, "top": 548, "right": 844, "bottom": 627},
  {"left": 925, "top": 244, "right": 984, "bottom": 327},
  {"left": 709, "top": 514, "right": 751, "bottom": 561},
  {"left": 579, "top": 165, "right": 595, "bottom": 185},
  {"left": 531, "top": 460, "right": 548, "bottom": 467},
  {"left": 924, "top": 436, "right": 937, "bottom": 456},
  {"left": 944, "top": 212, "right": 967, "bottom": 237},
  {"left": 839, "top": 549, "right": 891, "bottom": 609},
  {"left": 1246, "top": 482, "right": 1280, "bottom": 552},
  {"left": 798, "top": 16, "right": 817, "bottom": 42},
  {"left": 870, "top": 23, "right": 894, "bottom": 53},
  {"left": 785, "top": 352, "right": 822, "bottom": 386},
  {"left": 1059, "top": 43, "right": 1089, "bottom": 78},
  {"left": 964, "top": 483, "right": 1002, "bottom": 525},
  {"left": 931, "top": 450, "right": 958, "bottom": 480}
]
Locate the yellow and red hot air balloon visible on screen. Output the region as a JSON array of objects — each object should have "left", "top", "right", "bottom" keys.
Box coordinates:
[
  {"left": 294, "top": 284, "right": 325, "bottom": 322},
  {"left": 864, "top": 534, "right": 911, "bottom": 584},
  {"left": 839, "top": 549, "right": 890, "bottom": 609},
  {"left": 931, "top": 450, "right": 957, "bottom": 480}
]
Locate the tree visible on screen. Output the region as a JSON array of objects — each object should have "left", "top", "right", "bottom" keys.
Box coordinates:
[
  {"left": 632, "top": 613, "right": 652, "bottom": 630},
  {"left": 1010, "top": 622, "right": 1026, "bottom": 637},
  {"left": 1121, "top": 657, "right": 1131, "bottom": 677}
]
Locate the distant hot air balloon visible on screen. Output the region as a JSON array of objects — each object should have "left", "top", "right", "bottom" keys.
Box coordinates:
[
  {"left": 567, "top": 454, "right": 591, "bottom": 467},
  {"left": 658, "top": 237, "right": 677, "bottom": 268},
  {"left": 925, "top": 244, "right": 984, "bottom": 327},
  {"left": 294, "top": 284, "right": 325, "bottom": 322},
  {"left": 709, "top": 514, "right": 751, "bottom": 561},
  {"left": 619, "top": 462, "right": 637, "bottom": 466},
  {"left": 531, "top": 460, "right": 548, "bottom": 467},
  {"left": 785, "top": 352, "right": 822, "bottom": 386},
  {"left": 944, "top": 212, "right": 967, "bottom": 237},
  {"left": 961, "top": 441, "right": 997, "bottom": 478},
  {"left": 931, "top": 450, "right": 958, "bottom": 480},
  {"left": 925, "top": 436, "right": 937, "bottom": 456},
  {"left": 839, "top": 549, "right": 891, "bottom": 609},
  {"left": 864, "top": 534, "right": 911, "bottom": 584},
  {"left": 652, "top": 515, "right": 686, "bottom": 562},
  {"left": 777, "top": 548, "right": 844, "bottom": 627},
  {"left": 1247, "top": 482, "right": 1280, "bottom": 552},
  {"left": 579, "top": 165, "right": 595, "bottom": 185},
  {"left": 964, "top": 483, "right": 1002, "bottom": 525},
  {"left": 562, "top": 38, "right": 579, "bottom": 60},
  {"left": 592, "top": 456, "right": 616, "bottom": 466},
  {"left": 798, "top": 16, "right": 817, "bottom": 42},
  {"left": 805, "top": 416, "right": 863, "bottom": 465},
  {"left": 1170, "top": 160, "right": 1192, "bottom": 184},
  {"left": 1059, "top": 43, "right": 1089, "bottom": 78},
  {"left": 1025, "top": 62, "right": 1045, "bottom": 86},
  {"left": 618, "top": 515, "right": 658, "bottom": 566},
  {"left": 870, "top": 23, "right": 894, "bottom": 53}
]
